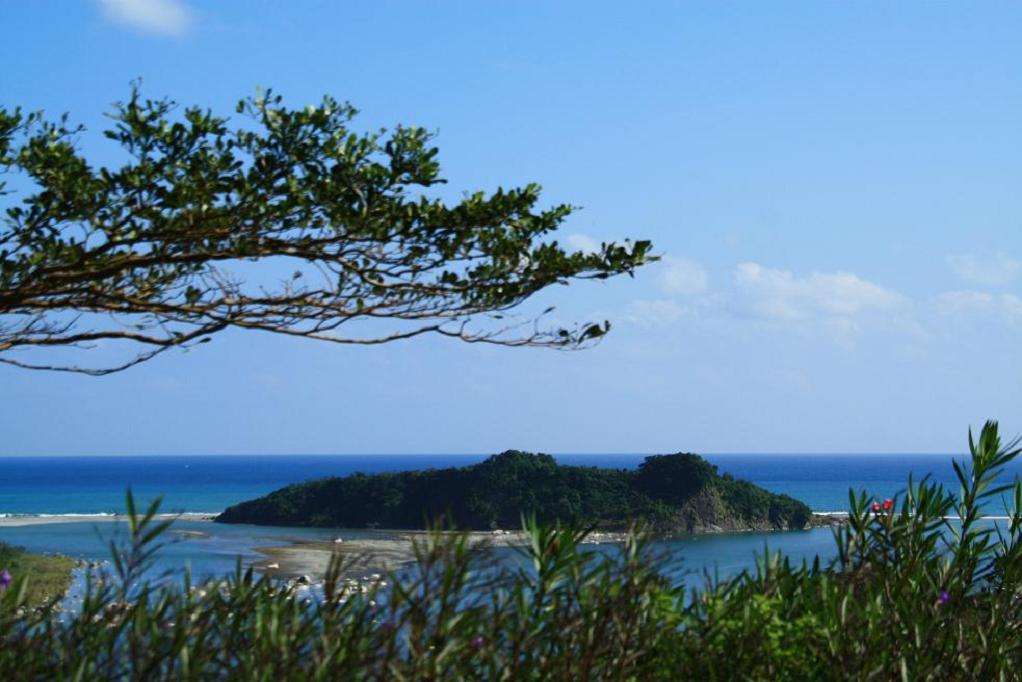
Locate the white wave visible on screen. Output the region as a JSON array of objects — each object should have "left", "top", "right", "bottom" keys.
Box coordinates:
[
  {"left": 36, "top": 512, "right": 117, "bottom": 517},
  {"left": 0, "top": 511, "right": 221, "bottom": 518}
]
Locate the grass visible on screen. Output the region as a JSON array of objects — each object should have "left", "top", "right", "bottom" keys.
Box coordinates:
[{"left": 0, "top": 543, "right": 74, "bottom": 607}]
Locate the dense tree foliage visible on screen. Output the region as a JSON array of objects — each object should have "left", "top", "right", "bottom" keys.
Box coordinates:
[
  {"left": 216, "top": 450, "right": 812, "bottom": 531},
  {"left": 0, "top": 89, "right": 652, "bottom": 374},
  {"left": 2, "top": 422, "right": 1020, "bottom": 679}
]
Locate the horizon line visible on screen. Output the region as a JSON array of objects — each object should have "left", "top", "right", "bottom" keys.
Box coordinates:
[{"left": 0, "top": 451, "right": 965, "bottom": 458}]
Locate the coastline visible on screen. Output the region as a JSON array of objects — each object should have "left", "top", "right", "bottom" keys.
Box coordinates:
[
  {"left": 0, "top": 513, "right": 216, "bottom": 528},
  {"left": 0, "top": 512, "right": 849, "bottom": 582},
  {"left": 250, "top": 515, "right": 852, "bottom": 581},
  {"left": 253, "top": 529, "right": 628, "bottom": 580}
]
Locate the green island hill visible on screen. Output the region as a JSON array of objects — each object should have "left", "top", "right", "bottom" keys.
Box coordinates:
[{"left": 216, "top": 451, "right": 813, "bottom": 533}]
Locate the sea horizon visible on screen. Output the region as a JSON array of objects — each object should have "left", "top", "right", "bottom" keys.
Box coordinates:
[
  {"left": 0, "top": 451, "right": 962, "bottom": 457},
  {"left": 0, "top": 452, "right": 999, "bottom": 517}
]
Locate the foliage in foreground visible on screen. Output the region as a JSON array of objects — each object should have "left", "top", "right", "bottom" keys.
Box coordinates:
[
  {"left": 216, "top": 449, "right": 812, "bottom": 532},
  {"left": 2, "top": 421, "right": 1022, "bottom": 680}
]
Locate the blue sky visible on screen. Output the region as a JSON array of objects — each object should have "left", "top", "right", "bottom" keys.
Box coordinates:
[{"left": 2, "top": 1, "right": 1021, "bottom": 455}]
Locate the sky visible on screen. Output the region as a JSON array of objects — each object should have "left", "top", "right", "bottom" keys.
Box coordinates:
[{"left": 2, "top": 1, "right": 1021, "bottom": 455}]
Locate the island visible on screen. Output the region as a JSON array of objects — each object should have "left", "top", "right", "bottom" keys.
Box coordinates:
[{"left": 216, "top": 451, "right": 813, "bottom": 533}]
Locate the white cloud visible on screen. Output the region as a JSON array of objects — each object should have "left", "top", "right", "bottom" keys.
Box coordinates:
[
  {"left": 937, "top": 290, "right": 1022, "bottom": 320},
  {"left": 626, "top": 299, "right": 685, "bottom": 328},
  {"left": 935, "top": 290, "right": 996, "bottom": 315},
  {"left": 565, "top": 233, "right": 601, "bottom": 255},
  {"left": 99, "top": 0, "right": 193, "bottom": 37},
  {"left": 733, "top": 262, "right": 905, "bottom": 322},
  {"left": 1005, "top": 294, "right": 1022, "bottom": 318},
  {"left": 658, "top": 256, "right": 709, "bottom": 296},
  {"left": 946, "top": 252, "right": 1022, "bottom": 287}
]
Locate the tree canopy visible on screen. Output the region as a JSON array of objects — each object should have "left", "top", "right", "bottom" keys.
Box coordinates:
[{"left": 0, "top": 89, "right": 653, "bottom": 374}]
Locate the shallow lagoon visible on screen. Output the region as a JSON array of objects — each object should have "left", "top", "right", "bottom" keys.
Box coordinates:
[{"left": 0, "top": 518, "right": 841, "bottom": 591}]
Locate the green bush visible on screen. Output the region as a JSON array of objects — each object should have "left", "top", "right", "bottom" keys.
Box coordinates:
[{"left": 2, "top": 421, "right": 1021, "bottom": 680}]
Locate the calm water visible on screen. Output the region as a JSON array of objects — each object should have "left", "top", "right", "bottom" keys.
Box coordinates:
[
  {"left": 0, "top": 453, "right": 998, "bottom": 515},
  {"left": 0, "top": 453, "right": 1011, "bottom": 583}
]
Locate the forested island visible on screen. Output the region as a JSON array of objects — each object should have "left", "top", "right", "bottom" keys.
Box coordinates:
[{"left": 216, "top": 451, "right": 813, "bottom": 533}]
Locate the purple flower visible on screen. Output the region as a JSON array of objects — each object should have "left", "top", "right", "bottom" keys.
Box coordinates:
[
  {"left": 0, "top": 569, "right": 11, "bottom": 590},
  {"left": 471, "top": 636, "right": 485, "bottom": 650},
  {"left": 939, "top": 591, "right": 951, "bottom": 605}
]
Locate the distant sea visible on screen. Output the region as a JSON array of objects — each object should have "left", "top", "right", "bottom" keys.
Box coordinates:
[
  {"left": 0, "top": 453, "right": 1006, "bottom": 516},
  {"left": 0, "top": 453, "right": 1014, "bottom": 583}
]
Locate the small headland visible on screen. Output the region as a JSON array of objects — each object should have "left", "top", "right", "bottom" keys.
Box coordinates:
[{"left": 0, "top": 542, "right": 75, "bottom": 607}]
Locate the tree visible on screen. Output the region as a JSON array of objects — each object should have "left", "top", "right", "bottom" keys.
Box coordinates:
[
  {"left": 635, "top": 453, "right": 718, "bottom": 503},
  {"left": 0, "top": 88, "right": 653, "bottom": 375}
]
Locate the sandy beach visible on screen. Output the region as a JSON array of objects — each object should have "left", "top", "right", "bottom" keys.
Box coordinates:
[
  {"left": 254, "top": 529, "right": 628, "bottom": 580},
  {"left": 252, "top": 515, "right": 852, "bottom": 580},
  {"left": 0, "top": 513, "right": 216, "bottom": 528}
]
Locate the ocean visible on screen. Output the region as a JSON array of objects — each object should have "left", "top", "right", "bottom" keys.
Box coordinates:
[{"left": 0, "top": 453, "right": 1013, "bottom": 583}]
